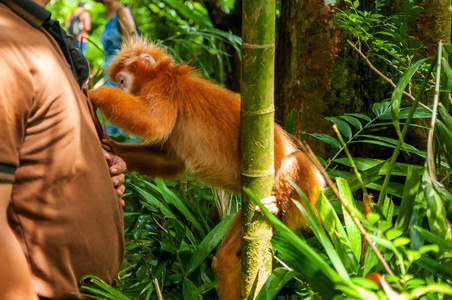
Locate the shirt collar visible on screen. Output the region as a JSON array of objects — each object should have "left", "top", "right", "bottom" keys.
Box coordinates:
[{"left": 0, "top": 0, "right": 51, "bottom": 27}]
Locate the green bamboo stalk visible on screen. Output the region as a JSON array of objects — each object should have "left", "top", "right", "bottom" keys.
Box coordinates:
[{"left": 241, "top": 0, "right": 276, "bottom": 298}]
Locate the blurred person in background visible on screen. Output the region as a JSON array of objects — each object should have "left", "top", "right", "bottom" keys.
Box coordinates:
[
  {"left": 94, "top": 0, "right": 140, "bottom": 87},
  {"left": 66, "top": 1, "right": 91, "bottom": 55}
]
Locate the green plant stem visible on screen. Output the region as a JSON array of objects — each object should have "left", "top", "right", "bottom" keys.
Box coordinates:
[
  {"left": 333, "top": 125, "right": 372, "bottom": 209},
  {"left": 297, "top": 141, "right": 398, "bottom": 281},
  {"left": 325, "top": 116, "right": 378, "bottom": 169},
  {"left": 427, "top": 42, "right": 443, "bottom": 180},
  {"left": 377, "top": 52, "right": 436, "bottom": 205}
]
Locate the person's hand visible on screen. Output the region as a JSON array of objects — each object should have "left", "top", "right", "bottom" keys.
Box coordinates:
[{"left": 103, "top": 149, "right": 127, "bottom": 206}]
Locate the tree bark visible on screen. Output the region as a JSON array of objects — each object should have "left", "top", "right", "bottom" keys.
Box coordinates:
[
  {"left": 240, "top": 0, "right": 275, "bottom": 298},
  {"left": 274, "top": 0, "right": 390, "bottom": 157}
]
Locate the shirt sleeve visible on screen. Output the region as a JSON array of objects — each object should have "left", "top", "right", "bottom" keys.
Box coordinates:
[{"left": 0, "top": 45, "right": 34, "bottom": 183}]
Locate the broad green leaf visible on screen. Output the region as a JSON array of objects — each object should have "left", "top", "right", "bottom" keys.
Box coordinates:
[
  {"left": 345, "top": 113, "right": 371, "bottom": 122},
  {"left": 372, "top": 101, "right": 391, "bottom": 117},
  {"left": 394, "top": 165, "right": 421, "bottom": 232},
  {"left": 182, "top": 278, "right": 203, "bottom": 300},
  {"left": 336, "top": 178, "right": 361, "bottom": 261},
  {"left": 414, "top": 226, "right": 452, "bottom": 252},
  {"left": 423, "top": 170, "right": 450, "bottom": 241},
  {"left": 186, "top": 214, "right": 234, "bottom": 275},
  {"left": 435, "top": 120, "right": 452, "bottom": 169},
  {"left": 291, "top": 197, "right": 350, "bottom": 282},
  {"left": 328, "top": 117, "right": 353, "bottom": 140},
  {"left": 308, "top": 133, "right": 342, "bottom": 149},
  {"left": 442, "top": 56, "right": 452, "bottom": 89},
  {"left": 410, "top": 192, "right": 426, "bottom": 250},
  {"left": 390, "top": 58, "right": 429, "bottom": 148},
  {"left": 316, "top": 193, "right": 359, "bottom": 273},
  {"left": 255, "top": 268, "right": 298, "bottom": 300},
  {"left": 414, "top": 255, "right": 452, "bottom": 281},
  {"left": 338, "top": 115, "right": 363, "bottom": 130}
]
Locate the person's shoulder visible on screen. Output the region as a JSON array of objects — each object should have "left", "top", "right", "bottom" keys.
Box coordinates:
[{"left": 117, "top": 6, "right": 132, "bottom": 17}]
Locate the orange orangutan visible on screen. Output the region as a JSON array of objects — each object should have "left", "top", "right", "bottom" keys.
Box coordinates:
[{"left": 88, "top": 40, "right": 324, "bottom": 300}]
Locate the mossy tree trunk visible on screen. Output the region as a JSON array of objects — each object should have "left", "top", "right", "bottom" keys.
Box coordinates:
[
  {"left": 413, "top": 0, "right": 451, "bottom": 50},
  {"left": 240, "top": 0, "right": 275, "bottom": 299},
  {"left": 274, "top": 0, "right": 392, "bottom": 157}
]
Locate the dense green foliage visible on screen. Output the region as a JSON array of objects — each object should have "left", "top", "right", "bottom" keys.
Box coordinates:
[
  {"left": 49, "top": 0, "right": 452, "bottom": 299},
  {"left": 47, "top": 0, "right": 240, "bottom": 86}
]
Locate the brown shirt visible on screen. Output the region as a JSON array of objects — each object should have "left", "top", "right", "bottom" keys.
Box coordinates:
[{"left": 0, "top": 2, "right": 124, "bottom": 299}]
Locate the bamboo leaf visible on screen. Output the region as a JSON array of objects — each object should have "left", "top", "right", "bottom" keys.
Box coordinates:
[
  {"left": 154, "top": 178, "right": 204, "bottom": 233},
  {"left": 186, "top": 214, "right": 234, "bottom": 275},
  {"left": 131, "top": 183, "right": 175, "bottom": 218}
]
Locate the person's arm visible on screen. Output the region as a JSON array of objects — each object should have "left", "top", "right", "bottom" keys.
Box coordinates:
[
  {"left": 117, "top": 6, "right": 137, "bottom": 43},
  {"left": 0, "top": 183, "right": 38, "bottom": 300},
  {"left": 83, "top": 11, "right": 91, "bottom": 32}
]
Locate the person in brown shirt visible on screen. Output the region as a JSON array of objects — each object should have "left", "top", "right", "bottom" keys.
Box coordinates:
[{"left": 0, "top": 0, "right": 127, "bottom": 299}]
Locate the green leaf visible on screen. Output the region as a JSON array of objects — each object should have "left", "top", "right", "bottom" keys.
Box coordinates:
[
  {"left": 186, "top": 214, "right": 234, "bottom": 275},
  {"left": 414, "top": 226, "right": 452, "bottom": 252},
  {"left": 336, "top": 178, "right": 362, "bottom": 261},
  {"left": 131, "top": 183, "right": 175, "bottom": 218},
  {"left": 154, "top": 179, "right": 204, "bottom": 233},
  {"left": 410, "top": 192, "right": 426, "bottom": 250},
  {"left": 308, "top": 133, "right": 342, "bottom": 149},
  {"left": 345, "top": 113, "right": 371, "bottom": 122},
  {"left": 182, "top": 278, "right": 203, "bottom": 300},
  {"left": 316, "top": 193, "right": 359, "bottom": 273},
  {"left": 390, "top": 58, "right": 429, "bottom": 149},
  {"left": 394, "top": 165, "right": 421, "bottom": 232},
  {"left": 255, "top": 268, "right": 298, "bottom": 300},
  {"left": 372, "top": 101, "right": 391, "bottom": 117},
  {"left": 328, "top": 117, "right": 353, "bottom": 140},
  {"left": 423, "top": 170, "right": 451, "bottom": 240},
  {"left": 284, "top": 109, "right": 295, "bottom": 134},
  {"left": 79, "top": 276, "right": 131, "bottom": 300},
  {"left": 414, "top": 255, "right": 452, "bottom": 281},
  {"left": 339, "top": 115, "right": 363, "bottom": 130}
]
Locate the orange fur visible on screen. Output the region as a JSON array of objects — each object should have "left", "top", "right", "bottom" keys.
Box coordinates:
[{"left": 88, "top": 40, "right": 324, "bottom": 300}]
